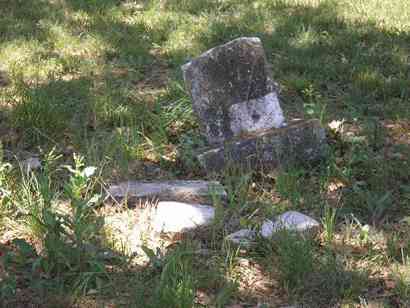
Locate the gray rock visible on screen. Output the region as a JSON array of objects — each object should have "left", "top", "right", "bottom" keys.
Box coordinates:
[
  {"left": 107, "top": 180, "right": 226, "bottom": 205},
  {"left": 182, "top": 37, "right": 285, "bottom": 145},
  {"left": 21, "top": 157, "right": 41, "bottom": 172},
  {"left": 152, "top": 201, "right": 215, "bottom": 233},
  {"left": 225, "top": 229, "right": 257, "bottom": 247},
  {"left": 260, "top": 220, "right": 275, "bottom": 239},
  {"left": 261, "top": 211, "right": 320, "bottom": 238},
  {"left": 197, "top": 119, "right": 327, "bottom": 172}
]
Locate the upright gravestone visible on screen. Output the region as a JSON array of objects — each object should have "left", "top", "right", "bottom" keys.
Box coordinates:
[
  {"left": 182, "top": 37, "right": 326, "bottom": 172},
  {"left": 182, "top": 37, "right": 285, "bottom": 145}
]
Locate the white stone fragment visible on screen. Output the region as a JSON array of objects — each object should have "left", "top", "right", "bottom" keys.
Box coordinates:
[{"left": 152, "top": 201, "right": 215, "bottom": 233}]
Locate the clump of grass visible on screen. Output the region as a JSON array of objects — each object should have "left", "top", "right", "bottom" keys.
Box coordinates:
[
  {"left": 271, "top": 230, "right": 368, "bottom": 307},
  {"left": 274, "top": 169, "right": 307, "bottom": 207},
  {"left": 321, "top": 205, "right": 337, "bottom": 245},
  {"left": 273, "top": 230, "right": 315, "bottom": 291},
  {"left": 392, "top": 265, "right": 410, "bottom": 306},
  {"left": 138, "top": 241, "right": 197, "bottom": 308}
]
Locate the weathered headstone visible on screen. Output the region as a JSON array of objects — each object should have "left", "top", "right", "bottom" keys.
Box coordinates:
[
  {"left": 182, "top": 37, "right": 285, "bottom": 145},
  {"left": 182, "top": 37, "right": 326, "bottom": 171}
]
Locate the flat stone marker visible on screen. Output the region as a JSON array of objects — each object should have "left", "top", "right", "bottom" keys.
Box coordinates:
[
  {"left": 182, "top": 37, "right": 326, "bottom": 172},
  {"left": 107, "top": 180, "right": 227, "bottom": 205},
  {"left": 182, "top": 37, "right": 285, "bottom": 145}
]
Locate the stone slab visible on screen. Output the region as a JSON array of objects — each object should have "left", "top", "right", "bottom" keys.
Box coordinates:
[
  {"left": 107, "top": 180, "right": 227, "bottom": 205},
  {"left": 196, "top": 119, "right": 327, "bottom": 172},
  {"left": 182, "top": 37, "right": 285, "bottom": 145}
]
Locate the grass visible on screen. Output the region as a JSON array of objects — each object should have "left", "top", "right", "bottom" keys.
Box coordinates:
[{"left": 0, "top": 0, "right": 410, "bottom": 306}]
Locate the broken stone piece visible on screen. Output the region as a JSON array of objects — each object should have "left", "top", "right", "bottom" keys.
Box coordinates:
[
  {"left": 225, "top": 229, "right": 257, "bottom": 247},
  {"left": 197, "top": 119, "right": 327, "bottom": 172},
  {"left": 261, "top": 211, "right": 320, "bottom": 238},
  {"left": 21, "top": 157, "right": 41, "bottom": 172},
  {"left": 152, "top": 201, "right": 215, "bottom": 233},
  {"left": 107, "top": 180, "right": 226, "bottom": 205},
  {"left": 182, "top": 37, "right": 285, "bottom": 145}
]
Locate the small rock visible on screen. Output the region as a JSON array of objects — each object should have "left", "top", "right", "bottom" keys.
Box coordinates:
[
  {"left": 260, "top": 220, "right": 275, "bottom": 238},
  {"left": 261, "top": 211, "right": 320, "bottom": 238},
  {"left": 328, "top": 119, "right": 345, "bottom": 134},
  {"left": 225, "top": 229, "right": 257, "bottom": 247},
  {"left": 21, "top": 157, "right": 41, "bottom": 172},
  {"left": 152, "top": 201, "right": 215, "bottom": 233},
  {"left": 107, "top": 180, "right": 226, "bottom": 205}
]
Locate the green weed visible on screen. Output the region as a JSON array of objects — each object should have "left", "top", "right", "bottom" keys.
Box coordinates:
[
  {"left": 321, "top": 205, "right": 337, "bottom": 244},
  {"left": 12, "top": 152, "right": 107, "bottom": 295}
]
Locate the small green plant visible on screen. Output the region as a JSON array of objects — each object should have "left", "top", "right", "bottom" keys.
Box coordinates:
[
  {"left": 392, "top": 263, "right": 410, "bottom": 306},
  {"left": 362, "top": 116, "right": 386, "bottom": 150},
  {"left": 14, "top": 152, "right": 107, "bottom": 294},
  {"left": 349, "top": 183, "right": 392, "bottom": 225},
  {"left": 301, "top": 251, "right": 368, "bottom": 307},
  {"left": 223, "top": 166, "right": 252, "bottom": 210},
  {"left": 302, "top": 84, "right": 327, "bottom": 124},
  {"left": 275, "top": 169, "right": 304, "bottom": 207},
  {"left": 0, "top": 275, "right": 16, "bottom": 301},
  {"left": 153, "top": 242, "right": 197, "bottom": 308},
  {"left": 321, "top": 205, "right": 337, "bottom": 245},
  {"left": 0, "top": 141, "right": 12, "bottom": 229},
  {"left": 387, "top": 228, "right": 410, "bottom": 265},
  {"left": 273, "top": 230, "right": 368, "bottom": 306}
]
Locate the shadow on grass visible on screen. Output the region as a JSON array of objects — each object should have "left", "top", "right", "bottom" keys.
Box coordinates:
[{"left": 155, "top": 1, "right": 409, "bottom": 121}]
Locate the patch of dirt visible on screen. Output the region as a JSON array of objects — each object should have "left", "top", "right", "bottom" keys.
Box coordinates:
[
  {"left": 0, "top": 70, "right": 9, "bottom": 87},
  {"left": 383, "top": 120, "right": 410, "bottom": 146},
  {"left": 235, "top": 258, "right": 288, "bottom": 307}
]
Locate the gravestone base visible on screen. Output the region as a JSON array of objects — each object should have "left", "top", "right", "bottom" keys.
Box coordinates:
[{"left": 196, "top": 119, "right": 327, "bottom": 173}]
